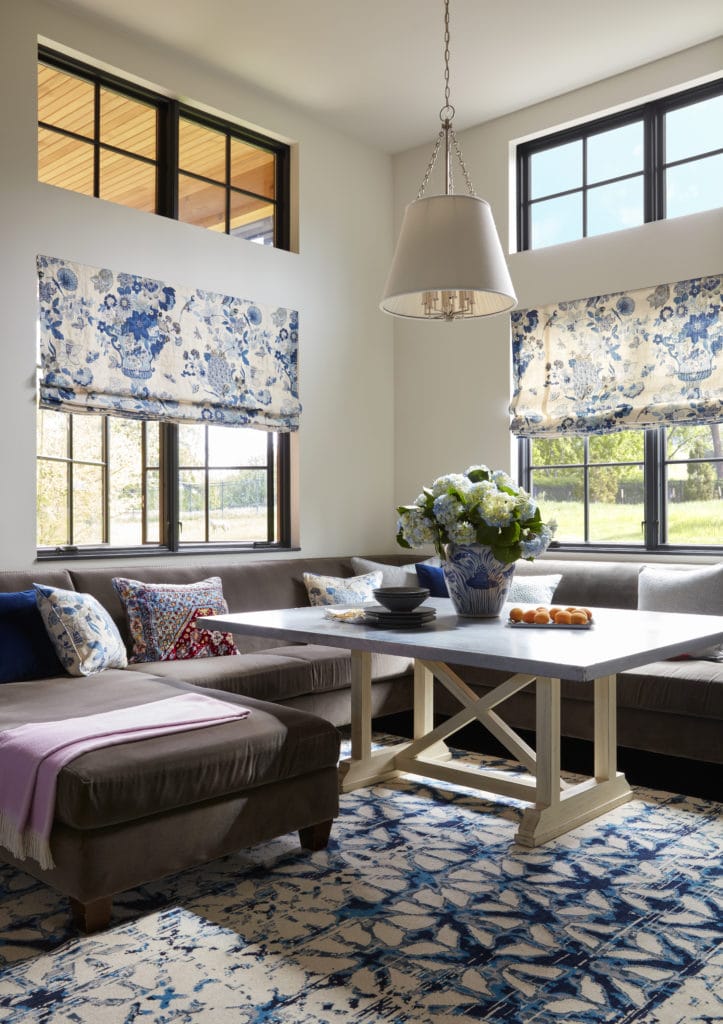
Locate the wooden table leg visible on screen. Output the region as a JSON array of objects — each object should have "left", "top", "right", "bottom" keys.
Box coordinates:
[
  {"left": 517, "top": 675, "right": 632, "bottom": 847},
  {"left": 338, "top": 649, "right": 406, "bottom": 791}
]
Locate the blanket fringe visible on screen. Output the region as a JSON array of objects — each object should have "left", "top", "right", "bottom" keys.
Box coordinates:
[{"left": 0, "top": 810, "right": 55, "bottom": 870}]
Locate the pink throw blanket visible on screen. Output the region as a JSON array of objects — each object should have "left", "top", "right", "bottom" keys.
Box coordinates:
[{"left": 0, "top": 692, "right": 251, "bottom": 870}]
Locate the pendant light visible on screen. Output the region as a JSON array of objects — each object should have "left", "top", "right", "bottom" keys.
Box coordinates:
[{"left": 380, "top": 0, "right": 516, "bottom": 321}]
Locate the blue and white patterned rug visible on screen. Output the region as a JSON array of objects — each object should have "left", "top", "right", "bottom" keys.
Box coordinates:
[{"left": 0, "top": 739, "right": 721, "bottom": 1023}]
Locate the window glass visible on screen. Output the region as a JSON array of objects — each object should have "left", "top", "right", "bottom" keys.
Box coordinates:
[
  {"left": 209, "top": 469, "right": 267, "bottom": 542},
  {"left": 100, "top": 150, "right": 157, "bottom": 212},
  {"left": 145, "top": 469, "right": 160, "bottom": 544},
  {"left": 38, "top": 129, "right": 94, "bottom": 195},
  {"left": 665, "top": 94, "right": 723, "bottom": 164},
  {"left": 178, "top": 423, "right": 206, "bottom": 467},
  {"left": 587, "top": 121, "right": 643, "bottom": 183},
  {"left": 108, "top": 419, "right": 144, "bottom": 547},
  {"left": 38, "top": 64, "right": 94, "bottom": 137},
  {"left": 72, "top": 415, "right": 104, "bottom": 463},
  {"left": 208, "top": 424, "right": 266, "bottom": 467},
  {"left": 587, "top": 177, "right": 644, "bottom": 236},
  {"left": 100, "top": 88, "right": 157, "bottom": 159},
  {"left": 37, "top": 409, "right": 68, "bottom": 459},
  {"left": 588, "top": 466, "right": 644, "bottom": 543},
  {"left": 230, "top": 193, "right": 274, "bottom": 242},
  {"left": 530, "top": 193, "right": 582, "bottom": 249},
  {"left": 179, "top": 469, "right": 206, "bottom": 542},
  {"left": 530, "top": 140, "right": 581, "bottom": 198},
  {"left": 37, "top": 461, "right": 68, "bottom": 547},
  {"left": 531, "top": 436, "right": 585, "bottom": 464},
  {"left": 73, "top": 464, "right": 104, "bottom": 545},
  {"left": 664, "top": 424, "right": 723, "bottom": 545},
  {"left": 665, "top": 153, "right": 723, "bottom": 219},
  {"left": 530, "top": 467, "right": 585, "bottom": 542},
  {"left": 179, "top": 118, "right": 226, "bottom": 181},
  {"left": 589, "top": 431, "right": 644, "bottom": 462},
  {"left": 230, "top": 139, "right": 275, "bottom": 198},
  {"left": 179, "top": 174, "right": 226, "bottom": 231}
]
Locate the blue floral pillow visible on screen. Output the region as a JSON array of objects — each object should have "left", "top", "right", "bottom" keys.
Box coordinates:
[
  {"left": 33, "top": 584, "right": 128, "bottom": 677},
  {"left": 302, "top": 570, "right": 383, "bottom": 606}
]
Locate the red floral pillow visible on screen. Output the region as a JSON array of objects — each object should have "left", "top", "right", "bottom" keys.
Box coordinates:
[{"left": 111, "top": 576, "right": 238, "bottom": 663}]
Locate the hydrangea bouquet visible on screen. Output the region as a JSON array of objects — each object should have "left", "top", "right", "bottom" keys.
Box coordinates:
[{"left": 396, "top": 465, "right": 556, "bottom": 565}]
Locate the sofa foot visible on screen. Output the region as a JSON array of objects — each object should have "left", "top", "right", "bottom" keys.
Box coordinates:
[
  {"left": 69, "top": 895, "right": 113, "bottom": 933},
  {"left": 298, "top": 819, "right": 333, "bottom": 851}
]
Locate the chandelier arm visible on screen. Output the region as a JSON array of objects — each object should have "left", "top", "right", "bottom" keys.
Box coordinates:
[
  {"left": 449, "top": 128, "right": 476, "bottom": 197},
  {"left": 417, "top": 129, "right": 445, "bottom": 199}
]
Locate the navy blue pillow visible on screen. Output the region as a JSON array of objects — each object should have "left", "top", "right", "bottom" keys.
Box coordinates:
[
  {"left": 0, "top": 589, "right": 65, "bottom": 683},
  {"left": 415, "top": 562, "right": 449, "bottom": 597}
]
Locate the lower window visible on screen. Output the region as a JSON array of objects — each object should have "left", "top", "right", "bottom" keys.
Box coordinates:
[
  {"left": 37, "top": 410, "right": 289, "bottom": 554},
  {"left": 522, "top": 424, "right": 722, "bottom": 551}
]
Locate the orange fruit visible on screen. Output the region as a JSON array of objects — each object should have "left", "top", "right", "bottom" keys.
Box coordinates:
[
  {"left": 549, "top": 607, "right": 561, "bottom": 618},
  {"left": 570, "top": 610, "right": 588, "bottom": 625},
  {"left": 554, "top": 610, "right": 572, "bottom": 624},
  {"left": 509, "top": 606, "right": 524, "bottom": 622},
  {"left": 534, "top": 609, "right": 551, "bottom": 624},
  {"left": 522, "top": 609, "right": 537, "bottom": 623}
]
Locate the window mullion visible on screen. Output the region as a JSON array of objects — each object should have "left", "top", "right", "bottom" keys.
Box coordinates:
[
  {"left": 103, "top": 417, "right": 110, "bottom": 545},
  {"left": 162, "top": 422, "right": 179, "bottom": 550},
  {"left": 643, "top": 428, "right": 661, "bottom": 548}
]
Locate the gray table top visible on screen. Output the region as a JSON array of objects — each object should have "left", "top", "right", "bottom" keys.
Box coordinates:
[{"left": 199, "top": 598, "right": 723, "bottom": 683}]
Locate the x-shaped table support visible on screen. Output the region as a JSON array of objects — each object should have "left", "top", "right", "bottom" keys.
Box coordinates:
[{"left": 339, "top": 651, "right": 633, "bottom": 846}]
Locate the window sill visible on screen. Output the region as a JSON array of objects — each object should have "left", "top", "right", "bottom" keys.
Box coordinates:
[{"left": 36, "top": 542, "right": 300, "bottom": 562}]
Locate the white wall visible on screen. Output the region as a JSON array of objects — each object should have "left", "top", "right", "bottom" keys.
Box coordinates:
[
  {"left": 392, "top": 38, "right": 723, "bottom": 508},
  {"left": 0, "top": 0, "right": 396, "bottom": 570}
]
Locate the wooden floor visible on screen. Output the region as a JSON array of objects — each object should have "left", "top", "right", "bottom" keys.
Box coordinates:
[{"left": 372, "top": 711, "right": 723, "bottom": 803}]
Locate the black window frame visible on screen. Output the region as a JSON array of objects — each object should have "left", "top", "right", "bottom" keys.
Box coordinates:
[
  {"left": 516, "top": 78, "right": 723, "bottom": 556},
  {"left": 36, "top": 47, "right": 293, "bottom": 560},
  {"left": 516, "top": 77, "right": 723, "bottom": 252},
  {"left": 519, "top": 426, "right": 722, "bottom": 556}
]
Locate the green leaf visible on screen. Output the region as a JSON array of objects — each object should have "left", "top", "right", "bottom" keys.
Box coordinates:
[{"left": 396, "top": 530, "right": 412, "bottom": 550}]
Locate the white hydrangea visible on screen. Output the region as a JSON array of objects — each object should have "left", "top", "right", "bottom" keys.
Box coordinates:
[{"left": 430, "top": 474, "right": 469, "bottom": 498}]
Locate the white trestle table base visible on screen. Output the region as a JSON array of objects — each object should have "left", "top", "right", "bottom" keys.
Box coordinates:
[
  {"left": 340, "top": 651, "right": 632, "bottom": 847},
  {"left": 199, "top": 599, "right": 723, "bottom": 848}
]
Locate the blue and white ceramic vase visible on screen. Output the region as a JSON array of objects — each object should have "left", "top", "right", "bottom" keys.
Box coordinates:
[{"left": 442, "top": 543, "right": 516, "bottom": 618}]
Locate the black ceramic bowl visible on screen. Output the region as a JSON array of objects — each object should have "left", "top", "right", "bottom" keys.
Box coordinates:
[{"left": 373, "top": 586, "right": 430, "bottom": 613}]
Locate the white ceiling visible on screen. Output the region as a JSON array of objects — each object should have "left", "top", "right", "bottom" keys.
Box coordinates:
[{"left": 50, "top": 0, "right": 723, "bottom": 152}]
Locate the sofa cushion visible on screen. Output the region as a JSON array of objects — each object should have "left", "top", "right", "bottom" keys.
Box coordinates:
[
  {"left": 302, "top": 570, "right": 382, "bottom": 606},
  {"left": 507, "top": 574, "right": 562, "bottom": 605},
  {"left": 33, "top": 585, "right": 128, "bottom": 677},
  {"left": 69, "top": 557, "right": 358, "bottom": 654},
  {"left": 0, "top": 671, "right": 340, "bottom": 831},
  {"left": 125, "top": 644, "right": 412, "bottom": 701},
  {"left": 351, "top": 556, "right": 437, "bottom": 587},
  {"left": 0, "top": 590, "right": 64, "bottom": 683},
  {"left": 638, "top": 562, "right": 723, "bottom": 660},
  {"left": 112, "top": 576, "right": 238, "bottom": 663},
  {"left": 415, "top": 562, "right": 449, "bottom": 596}
]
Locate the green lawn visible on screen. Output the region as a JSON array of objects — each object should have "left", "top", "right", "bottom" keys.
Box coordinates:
[{"left": 543, "top": 499, "right": 722, "bottom": 546}]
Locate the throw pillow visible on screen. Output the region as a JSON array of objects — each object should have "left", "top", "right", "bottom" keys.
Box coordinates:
[
  {"left": 33, "top": 584, "right": 128, "bottom": 677},
  {"left": 415, "top": 562, "right": 449, "bottom": 597},
  {"left": 507, "top": 574, "right": 562, "bottom": 605},
  {"left": 0, "top": 589, "right": 65, "bottom": 683},
  {"left": 351, "top": 556, "right": 437, "bottom": 588},
  {"left": 302, "top": 570, "right": 383, "bottom": 606},
  {"left": 112, "top": 577, "right": 238, "bottom": 663},
  {"left": 638, "top": 563, "right": 723, "bottom": 661}
]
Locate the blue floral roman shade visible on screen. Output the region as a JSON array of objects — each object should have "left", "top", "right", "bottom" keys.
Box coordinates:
[
  {"left": 37, "top": 255, "right": 301, "bottom": 431},
  {"left": 509, "top": 274, "right": 722, "bottom": 437}
]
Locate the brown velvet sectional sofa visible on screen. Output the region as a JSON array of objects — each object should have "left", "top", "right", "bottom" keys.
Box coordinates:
[{"left": 1, "top": 554, "right": 721, "bottom": 932}]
